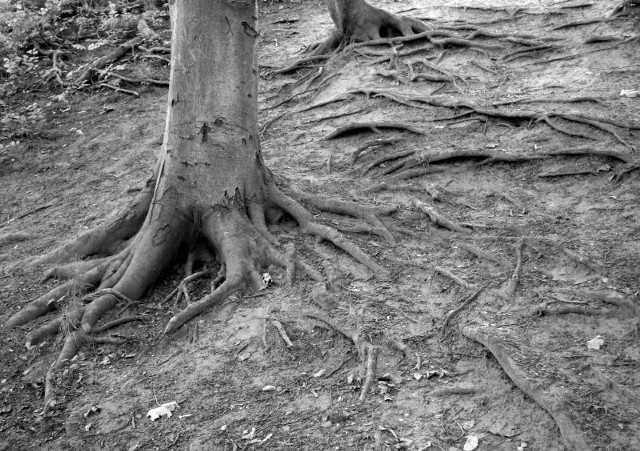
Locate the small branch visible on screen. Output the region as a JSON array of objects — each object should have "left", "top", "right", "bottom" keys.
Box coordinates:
[
  {"left": 99, "top": 83, "right": 141, "bottom": 97},
  {"left": 271, "top": 319, "right": 293, "bottom": 347},
  {"left": 427, "top": 386, "right": 477, "bottom": 397}
]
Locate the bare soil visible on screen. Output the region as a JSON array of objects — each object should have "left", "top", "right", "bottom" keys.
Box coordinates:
[{"left": 1, "top": 1, "right": 639, "bottom": 450}]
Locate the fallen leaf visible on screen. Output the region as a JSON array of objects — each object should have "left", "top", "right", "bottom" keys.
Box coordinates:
[
  {"left": 241, "top": 427, "right": 256, "bottom": 440},
  {"left": 146, "top": 401, "right": 179, "bottom": 421},
  {"left": 620, "top": 89, "right": 639, "bottom": 98},
  {"left": 463, "top": 435, "right": 479, "bottom": 451},
  {"left": 587, "top": 335, "right": 604, "bottom": 350}
]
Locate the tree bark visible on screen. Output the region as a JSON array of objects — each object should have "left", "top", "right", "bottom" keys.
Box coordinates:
[{"left": 321, "top": 0, "right": 428, "bottom": 49}]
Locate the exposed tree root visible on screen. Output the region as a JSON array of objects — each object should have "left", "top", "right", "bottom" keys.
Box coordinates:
[
  {"left": 18, "top": 175, "right": 155, "bottom": 269},
  {"left": 8, "top": 172, "right": 389, "bottom": 408},
  {"left": 292, "top": 188, "right": 397, "bottom": 245},
  {"left": 532, "top": 303, "right": 617, "bottom": 317},
  {"left": 609, "top": 0, "right": 640, "bottom": 18},
  {"left": 324, "top": 122, "right": 426, "bottom": 140},
  {"left": 6, "top": 260, "right": 112, "bottom": 329},
  {"left": 434, "top": 266, "right": 476, "bottom": 290},
  {"left": 271, "top": 319, "right": 293, "bottom": 347},
  {"left": 327, "top": 89, "right": 640, "bottom": 146},
  {"left": 441, "top": 286, "right": 485, "bottom": 339},
  {"left": 502, "top": 44, "right": 560, "bottom": 62},
  {"left": 351, "top": 138, "right": 405, "bottom": 166},
  {"left": 531, "top": 36, "right": 638, "bottom": 65},
  {"left": 413, "top": 199, "right": 472, "bottom": 234},
  {"left": 562, "top": 247, "right": 603, "bottom": 274},
  {"left": 498, "top": 239, "right": 525, "bottom": 302},
  {"left": 562, "top": 289, "right": 638, "bottom": 315},
  {"left": 0, "top": 232, "right": 32, "bottom": 247},
  {"left": 456, "top": 242, "right": 512, "bottom": 269},
  {"left": 75, "top": 36, "right": 144, "bottom": 86},
  {"left": 615, "top": 162, "right": 640, "bottom": 182},
  {"left": 362, "top": 149, "right": 415, "bottom": 174},
  {"left": 303, "top": 309, "right": 380, "bottom": 402},
  {"left": 461, "top": 325, "right": 592, "bottom": 451},
  {"left": 538, "top": 168, "right": 598, "bottom": 178}
]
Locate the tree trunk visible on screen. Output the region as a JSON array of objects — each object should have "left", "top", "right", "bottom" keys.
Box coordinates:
[
  {"left": 7, "top": 0, "right": 390, "bottom": 410},
  {"left": 161, "top": 0, "right": 265, "bottom": 209}
]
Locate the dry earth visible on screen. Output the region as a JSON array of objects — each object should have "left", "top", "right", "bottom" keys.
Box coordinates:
[{"left": 1, "top": 0, "right": 640, "bottom": 450}]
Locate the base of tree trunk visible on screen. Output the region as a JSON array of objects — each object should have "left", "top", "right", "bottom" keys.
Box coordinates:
[
  {"left": 310, "top": 0, "right": 430, "bottom": 55},
  {"left": 6, "top": 171, "right": 391, "bottom": 409}
]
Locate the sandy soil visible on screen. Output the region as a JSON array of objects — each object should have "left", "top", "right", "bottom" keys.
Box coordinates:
[{"left": 1, "top": 0, "right": 639, "bottom": 450}]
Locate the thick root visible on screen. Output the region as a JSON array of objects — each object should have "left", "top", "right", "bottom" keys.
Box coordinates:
[
  {"left": 292, "top": 188, "right": 397, "bottom": 245},
  {"left": 303, "top": 308, "right": 381, "bottom": 402},
  {"left": 24, "top": 175, "right": 155, "bottom": 268},
  {"left": 462, "top": 325, "right": 591, "bottom": 451},
  {"left": 271, "top": 187, "right": 387, "bottom": 274},
  {"left": 5, "top": 260, "right": 111, "bottom": 329},
  {"left": 16, "top": 178, "right": 388, "bottom": 409}
]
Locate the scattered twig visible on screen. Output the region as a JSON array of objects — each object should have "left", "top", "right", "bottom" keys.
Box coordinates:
[
  {"left": 0, "top": 232, "right": 32, "bottom": 247},
  {"left": 99, "top": 82, "right": 141, "bottom": 97},
  {"left": 271, "top": 319, "right": 294, "bottom": 347},
  {"left": 427, "top": 385, "right": 477, "bottom": 397}
]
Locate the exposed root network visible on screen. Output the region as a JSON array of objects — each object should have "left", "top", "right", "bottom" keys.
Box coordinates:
[{"left": 6, "top": 177, "right": 393, "bottom": 409}]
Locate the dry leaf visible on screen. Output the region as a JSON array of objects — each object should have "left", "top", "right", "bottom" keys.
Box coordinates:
[
  {"left": 463, "top": 435, "right": 479, "bottom": 451},
  {"left": 587, "top": 335, "right": 604, "bottom": 350},
  {"left": 146, "top": 401, "right": 179, "bottom": 421}
]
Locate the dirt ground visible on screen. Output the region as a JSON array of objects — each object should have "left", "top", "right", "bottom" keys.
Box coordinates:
[{"left": 1, "top": 0, "right": 639, "bottom": 450}]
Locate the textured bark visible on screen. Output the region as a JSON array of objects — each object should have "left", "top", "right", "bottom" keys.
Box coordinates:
[{"left": 323, "top": 0, "right": 428, "bottom": 44}]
